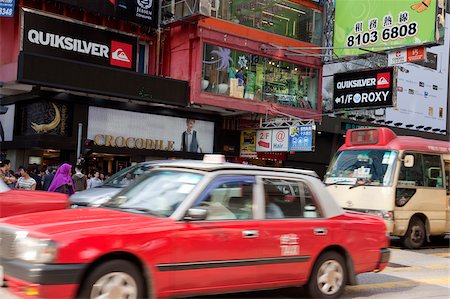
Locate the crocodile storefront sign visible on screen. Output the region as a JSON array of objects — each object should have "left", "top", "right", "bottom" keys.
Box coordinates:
[{"left": 87, "top": 107, "right": 215, "bottom": 153}]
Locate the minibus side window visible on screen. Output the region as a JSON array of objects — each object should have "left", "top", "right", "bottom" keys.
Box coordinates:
[
  {"left": 398, "top": 153, "right": 424, "bottom": 187},
  {"left": 422, "top": 155, "right": 443, "bottom": 188}
]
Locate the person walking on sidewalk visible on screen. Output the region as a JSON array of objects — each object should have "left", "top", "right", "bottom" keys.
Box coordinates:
[
  {"left": 72, "top": 165, "right": 87, "bottom": 192},
  {"left": 48, "top": 163, "right": 75, "bottom": 195}
]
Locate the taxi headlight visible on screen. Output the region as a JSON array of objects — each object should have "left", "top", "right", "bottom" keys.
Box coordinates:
[{"left": 15, "top": 232, "right": 57, "bottom": 263}]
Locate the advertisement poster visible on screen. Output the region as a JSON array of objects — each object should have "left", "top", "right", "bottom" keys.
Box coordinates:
[
  {"left": 288, "top": 125, "right": 313, "bottom": 152},
  {"left": 333, "top": 67, "right": 395, "bottom": 110},
  {"left": 256, "top": 130, "right": 272, "bottom": 152},
  {"left": 0, "top": 0, "right": 14, "bottom": 17},
  {"left": 334, "top": 0, "right": 445, "bottom": 57},
  {"left": 87, "top": 107, "right": 215, "bottom": 153},
  {"left": 240, "top": 130, "right": 257, "bottom": 158},
  {"left": 322, "top": 13, "right": 448, "bottom": 133},
  {"left": 271, "top": 129, "right": 289, "bottom": 152}
]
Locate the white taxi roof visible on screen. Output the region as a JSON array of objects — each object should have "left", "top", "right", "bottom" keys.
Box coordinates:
[{"left": 152, "top": 160, "right": 319, "bottom": 178}]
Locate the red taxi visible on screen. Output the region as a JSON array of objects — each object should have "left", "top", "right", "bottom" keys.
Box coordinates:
[
  {"left": 0, "top": 157, "right": 390, "bottom": 298},
  {"left": 0, "top": 180, "right": 69, "bottom": 218}
]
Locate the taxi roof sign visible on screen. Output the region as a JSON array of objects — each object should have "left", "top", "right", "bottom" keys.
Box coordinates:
[{"left": 203, "top": 154, "right": 226, "bottom": 164}]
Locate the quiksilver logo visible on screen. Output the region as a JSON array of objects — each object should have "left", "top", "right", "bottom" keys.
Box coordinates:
[
  {"left": 112, "top": 48, "right": 130, "bottom": 62},
  {"left": 27, "top": 29, "right": 109, "bottom": 58}
]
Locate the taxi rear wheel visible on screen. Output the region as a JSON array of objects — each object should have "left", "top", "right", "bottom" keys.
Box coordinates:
[
  {"left": 306, "top": 251, "right": 346, "bottom": 298},
  {"left": 77, "top": 260, "right": 145, "bottom": 299}
]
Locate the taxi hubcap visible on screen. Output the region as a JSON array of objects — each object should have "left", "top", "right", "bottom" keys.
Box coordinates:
[
  {"left": 90, "top": 272, "right": 137, "bottom": 299},
  {"left": 317, "top": 260, "right": 344, "bottom": 295}
]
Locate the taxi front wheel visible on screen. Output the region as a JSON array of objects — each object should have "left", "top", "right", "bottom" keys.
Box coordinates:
[
  {"left": 306, "top": 251, "right": 347, "bottom": 298},
  {"left": 77, "top": 260, "right": 145, "bottom": 299}
]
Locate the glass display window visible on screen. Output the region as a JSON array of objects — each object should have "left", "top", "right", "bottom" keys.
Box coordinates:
[{"left": 202, "top": 43, "right": 319, "bottom": 110}]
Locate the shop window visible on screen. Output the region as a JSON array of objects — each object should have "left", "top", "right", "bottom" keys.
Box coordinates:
[
  {"left": 163, "top": 1, "right": 322, "bottom": 45},
  {"left": 202, "top": 44, "right": 319, "bottom": 110}
]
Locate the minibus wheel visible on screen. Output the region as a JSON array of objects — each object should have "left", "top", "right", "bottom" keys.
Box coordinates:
[{"left": 402, "top": 217, "right": 425, "bottom": 249}]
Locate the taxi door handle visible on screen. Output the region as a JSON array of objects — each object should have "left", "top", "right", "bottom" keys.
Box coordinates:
[
  {"left": 313, "top": 228, "right": 328, "bottom": 236},
  {"left": 242, "top": 230, "right": 259, "bottom": 238}
]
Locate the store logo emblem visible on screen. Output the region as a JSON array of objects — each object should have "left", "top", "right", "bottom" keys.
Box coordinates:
[
  {"left": 376, "top": 72, "right": 390, "bottom": 89},
  {"left": 137, "top": 0, "right": 153, "bottom": 9},
  {"left": 110, "top": 41, "right": 132, "bottom": 68}
]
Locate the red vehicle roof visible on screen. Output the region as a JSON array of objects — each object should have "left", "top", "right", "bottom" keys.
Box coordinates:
[{"left": 340, "top": 127, "right": 450, "bottom": 154}]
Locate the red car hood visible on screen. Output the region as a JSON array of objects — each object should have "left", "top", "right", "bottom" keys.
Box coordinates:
[
  {"left": 1, "top": 207, "right": 173, "bottom": 238},
  {"left": 0, "top": 190, "right": 68, "bottom": 218},
  {"left": 334, "top": 210, "right": 387, "bottom": 233}
]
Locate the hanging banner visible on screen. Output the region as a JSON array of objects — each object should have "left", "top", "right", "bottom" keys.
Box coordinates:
[
  {"left": 256, "top": 130, "right": 272, "bottom": 152},
  {"left": 288, "top": 125, "right": 313, "bottom": 152},
  {"left": 240, "top": 130, "right": 257, "bottom": 158},
  {"left": 271, "top": 129, "right": 289, "bottom": 152}
]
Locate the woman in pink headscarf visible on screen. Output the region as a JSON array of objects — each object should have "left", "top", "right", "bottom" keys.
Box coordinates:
[{"left": 48, "top": 163, "right": 75, "bottom": 195}]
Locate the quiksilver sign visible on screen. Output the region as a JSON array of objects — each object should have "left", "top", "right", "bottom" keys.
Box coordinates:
[
  {"left": 22, "top": 9, "right": 138, "bottom": 70},
  {"left": 333, "top": 67, "right": 396, "bottom": 110}
]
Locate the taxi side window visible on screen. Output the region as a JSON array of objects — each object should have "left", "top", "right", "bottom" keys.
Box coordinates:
[
  {"left": 196, "top": 181, "right": 254, "bottom": 220},
  {"left": 263, "top": 179, "right": 321, "bottom": 219}
]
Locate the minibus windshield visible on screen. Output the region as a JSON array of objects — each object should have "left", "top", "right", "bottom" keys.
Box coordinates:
[{"left": 324, "top": 150, "right": 398, "bottom": 186}]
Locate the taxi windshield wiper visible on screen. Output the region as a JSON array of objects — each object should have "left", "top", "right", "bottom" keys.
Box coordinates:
[{"left": 325, "top": 181, "right": 352, "bottom": 186}]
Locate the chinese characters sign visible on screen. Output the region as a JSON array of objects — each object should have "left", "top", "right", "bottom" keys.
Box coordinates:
[
  {"left": 240, "top": 130, "right": 257, "bottom": 158},
  {"left": 288, "top": 126, "right": 313, "bottom": 152},
  {"left": 334, "top": 0, "right": 441, "bottom": 57}
]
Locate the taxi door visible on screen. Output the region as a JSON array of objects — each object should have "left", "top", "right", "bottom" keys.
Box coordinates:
[
  {"left": 169, "top": 176, "right": 265, "bottom": 294},
  {"left": 254, "top": 177, "right": 333, "bottom": 284}
]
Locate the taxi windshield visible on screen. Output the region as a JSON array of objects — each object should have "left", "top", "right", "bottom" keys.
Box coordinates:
[
  {"left": 102, "top": 163, "right": 154, "bottom": 188},
  {"left": 324, "top": 150, "right": 398, "bottom": 186},
  {"left": 103, "top": 170, "right": 203, "bottom": 217}
]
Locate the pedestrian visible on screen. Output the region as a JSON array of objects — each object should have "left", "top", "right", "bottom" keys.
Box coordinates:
[
  {"left": 72, "top": 165, "right": 87, "bottom": 192},
  {"left": 99, "top": 172, "right": 105, "bottom": 182},
  {"left": 29, "top": 164, "right": 42, "bottom": 190},
  {"left": 15, "top": 166, "right": 37, "bottom": 190},
  {"left": 48, "top": 163, "right": 75, "bottom": 195},
  {"left": 87, "top": 171, "right": 103, "bottom": 189},
  {"left": 41, "top": 166, "right": 55, "bottom": 191},
  {"left": 0, "top": 159, "right": 17, "bottom": 187}
]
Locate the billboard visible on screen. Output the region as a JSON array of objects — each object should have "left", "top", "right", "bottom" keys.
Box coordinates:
[
  {"left": 22, "top": 9, "right": 138, "bottom": 70},
  {"left": 322, "top": 13, "right": 449, "bottom": 134},
  {"left": 334, "top": 0, "right": 445, "bottom": 57},
  {"left": 240, "top": 130, "right": 257, "bottom": 158},
  {"left": 333, "top": 67, "right": 395, "bottom": 110}
]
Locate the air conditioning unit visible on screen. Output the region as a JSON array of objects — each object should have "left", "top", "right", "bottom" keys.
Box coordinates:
[{"left": 199, "top": 0, "right": 212, "bottom": 16}]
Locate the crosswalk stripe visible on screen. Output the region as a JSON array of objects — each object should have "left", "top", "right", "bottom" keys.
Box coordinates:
[
  {"left": 384, "top": 265, "right": 450, "bottom": 272},
  {"left": 348, "top": 278, "right": 450, "bottom": 291},
  {"left": 431, "top": 252, "right": 450, "bottom": 257}
]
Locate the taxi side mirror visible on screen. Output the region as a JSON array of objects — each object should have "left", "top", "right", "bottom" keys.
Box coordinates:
[
  {"left": 404, "top": 155, "right": 414, "bottom": 168},
  {"left": 184, "top": 208, "right": 208, "bottom": 221}
]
